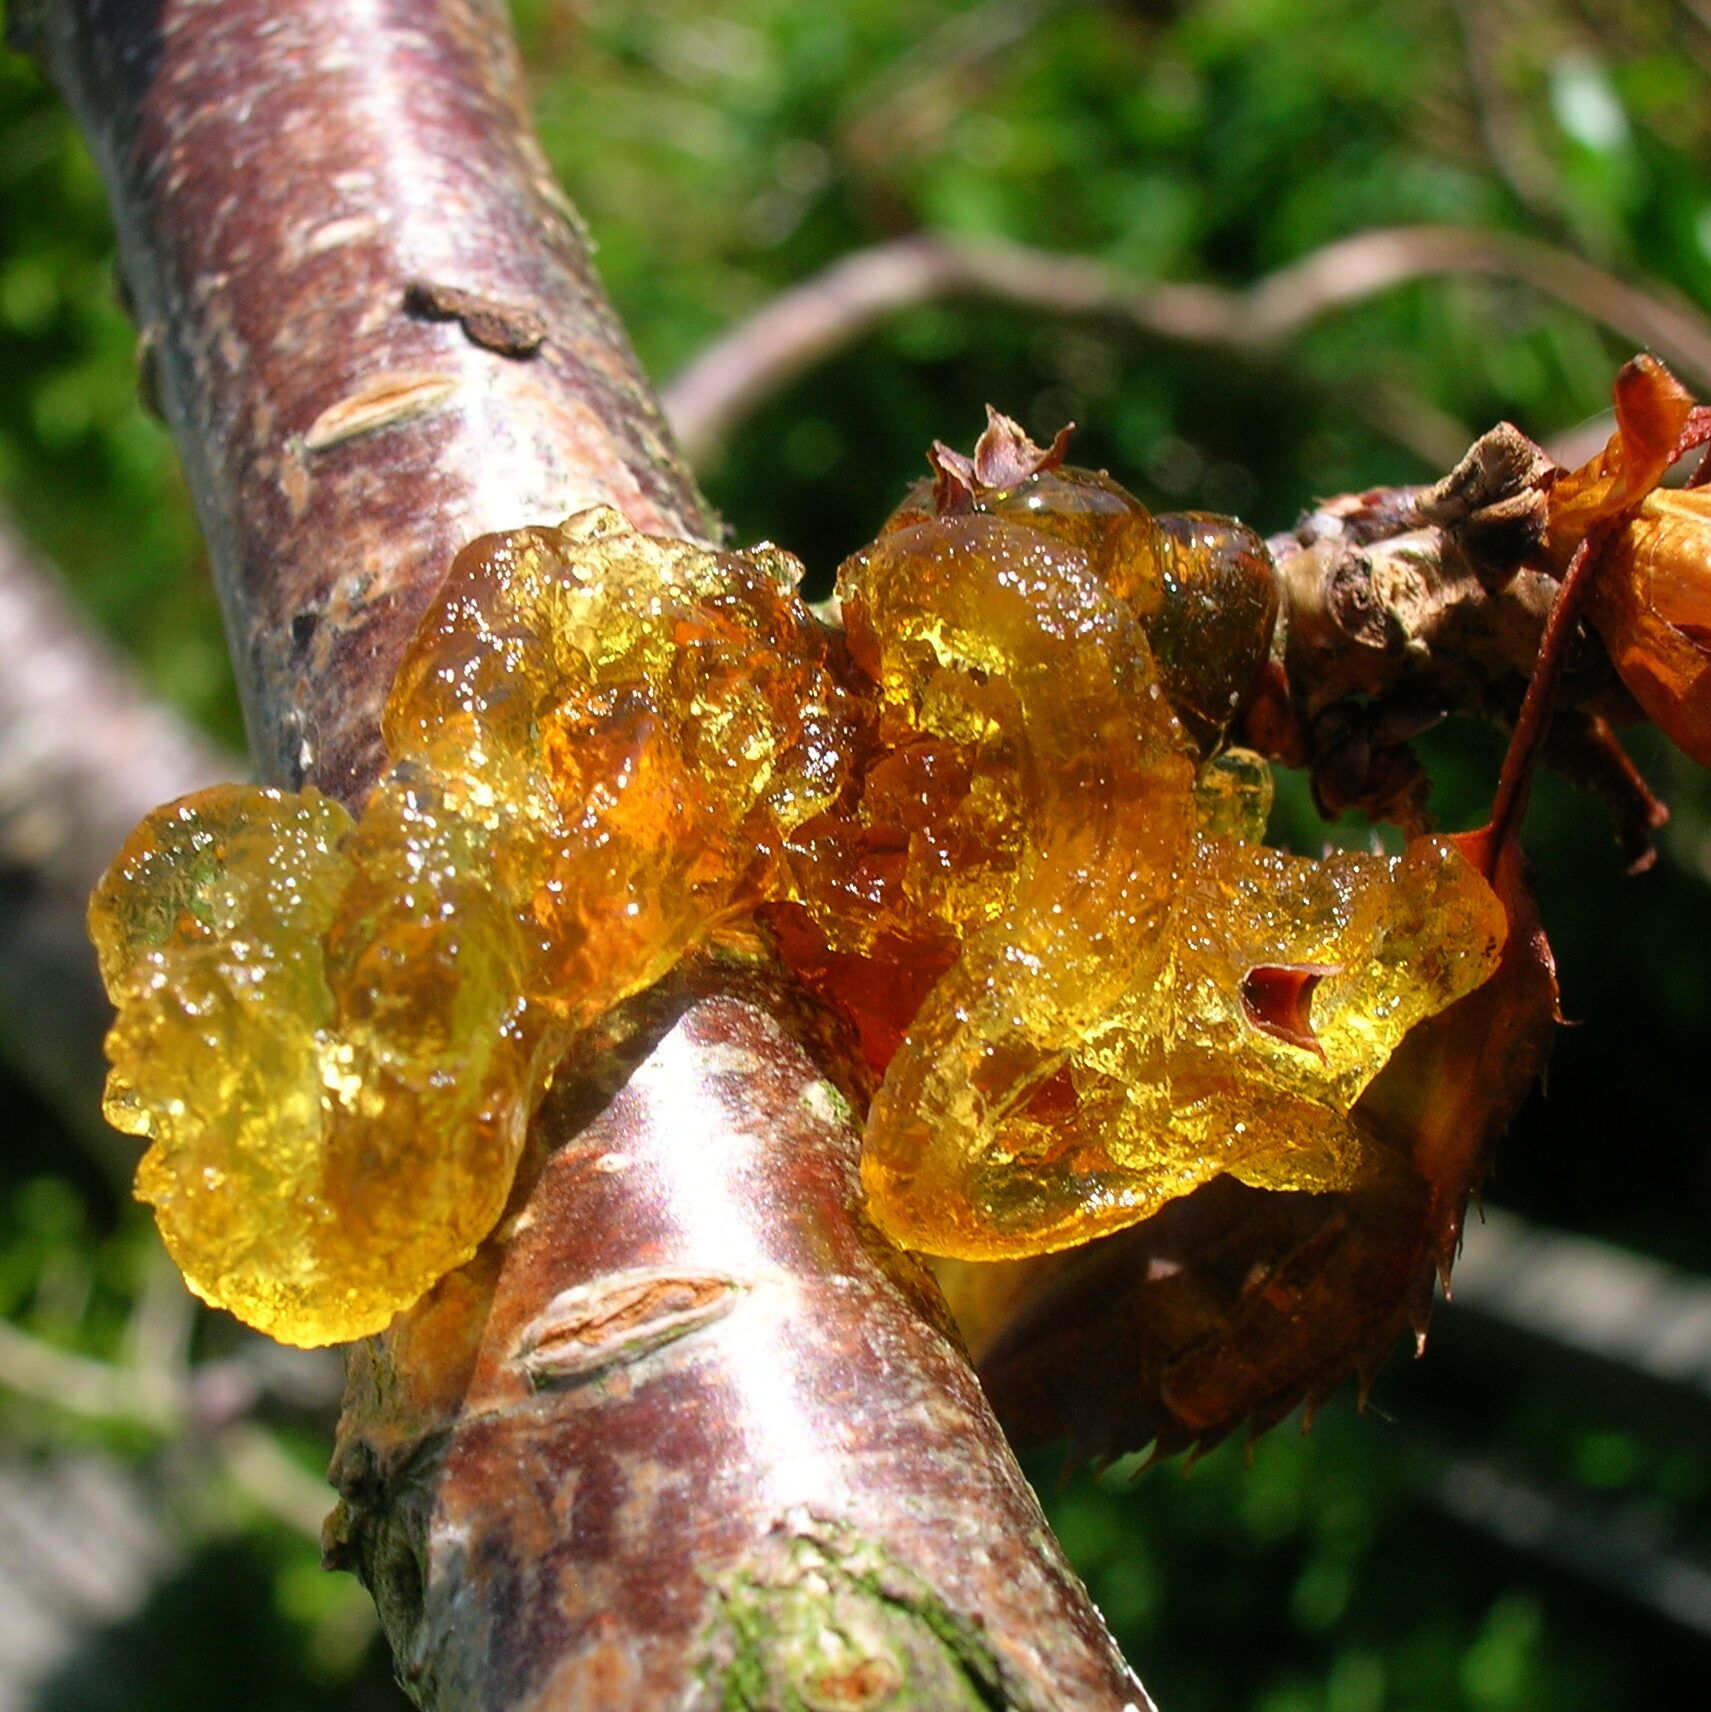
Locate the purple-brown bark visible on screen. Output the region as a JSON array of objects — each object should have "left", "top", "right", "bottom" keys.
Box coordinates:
[
  {"left": 24, "top": 1, "right": 1149, "bottom": 1705},
  {"left": 26, "top": 0, "right": 709, "bottom": 804},
  {"left": 329, "top": 966, "right": 1148, "bottom": 1708}
]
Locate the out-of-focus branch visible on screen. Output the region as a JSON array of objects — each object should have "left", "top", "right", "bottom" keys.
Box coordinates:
[
  {"left": 1443, "top": 0, "right": 1563, "bottom": 226},
  {"left": 0, "top": 1317, "right": 180, "bottom": 1434},
  {"left": 0, "top": 516, "right": 228, "bottom": 898},
  {"left": 1433, "top": 1450, "right": 1711, "bottom": 1636},
  {"left": 0, "top": 1239, "right": 342, "bottom": 1565},
  {"left": 1424, "top": 1209, "right": 1711, "bottom": 1638},
  {"left": 838, "top": 0, "right": 1063, "bottom": 173},
  {"left": 24, "top": 2, "right": 1149, "bottom": 1707},
  {"left": 0, "top": 1285, "right": 338, "bottom": 1540},
  {"left": 663, "top": 228, "right": 1711, "bottom": 462},
  {"left": 1452, "top": 1206, "right": 1711, "bottom": 1418},
  {"left": 0, "top": 514, "right": 233, "bottom": 1161},
  {"left": 0, "top": 1451, "right": 173, "bottom": 1710}
]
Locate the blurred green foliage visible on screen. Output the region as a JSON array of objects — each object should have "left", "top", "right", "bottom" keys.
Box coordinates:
[{"left": 4, "top": 0, "right": 1711, "bottom": 1707}]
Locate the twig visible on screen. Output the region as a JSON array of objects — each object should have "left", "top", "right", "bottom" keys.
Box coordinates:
[
  {"left": 27, "top": 3, "right": 1151, "bottom": 1706},
  {"left": 663, "top": 228, "right": 1711, "bottom": 461}
]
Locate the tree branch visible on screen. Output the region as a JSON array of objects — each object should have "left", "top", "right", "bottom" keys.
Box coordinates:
[
  {"left": 22, "top": 0, "right": 711, "bottom": 806},
  {"left": 663, "top": 228, "right": 1711, "bottom": 462},
  {"left": 24, "top": 2, "right": 1149, "bottom": 1706}
]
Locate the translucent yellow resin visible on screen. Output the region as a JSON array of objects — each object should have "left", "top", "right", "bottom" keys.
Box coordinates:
[
  {"left": 809, "top": 465, "right": 1506, "bottom": 1259},
  {"left": 93, "top": 449, "right": 1509, "bottom": 1344},
  {"left": 91, "top": 509, "right": 848, "bottom": 1344}
]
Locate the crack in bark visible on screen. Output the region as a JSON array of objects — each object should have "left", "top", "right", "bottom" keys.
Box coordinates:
[{"left": 514, "top": 1269, "right": 747, "bottom": 1389}]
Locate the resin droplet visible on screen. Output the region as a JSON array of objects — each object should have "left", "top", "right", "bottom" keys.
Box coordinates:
[
  {"left": 764, "top": 432, "right": 1506, "bottom": 1262},
  {"left": 92, "top": 509, "right": 850, "bottom": 1344}
]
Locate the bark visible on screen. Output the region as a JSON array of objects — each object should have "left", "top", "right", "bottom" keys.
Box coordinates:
[
  {"left": 22, "top": 0, "right": 710, "bottom": 804},
  {"left": 1250, "top": 430, "right": 1670, "bottom": 864},
  {"left": 23, "top": 2, "right": 1149, "bottom": 1706},
  {"left": 328, "top": 966, "right": 1146, "bottom": 1709}
]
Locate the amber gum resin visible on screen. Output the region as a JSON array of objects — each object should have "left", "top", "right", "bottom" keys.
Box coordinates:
[{"left": 94, "top": 454, "right": 1510, "bottom": 1341}]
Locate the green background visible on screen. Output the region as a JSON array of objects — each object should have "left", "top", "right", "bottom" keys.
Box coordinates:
[{"left": 4, "top": 1, "right": 1710, "bottom": 1706}]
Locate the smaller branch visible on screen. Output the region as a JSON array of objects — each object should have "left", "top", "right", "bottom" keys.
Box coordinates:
[
  {"left": 0, "top": 513, "right": 234, "bottom": 898},
  {"left": 1242, "top": 421, "right": 1678, "bottom": 851},
  {"left": 663, "top": 228, "right": 1711, "bottom": 462}
]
